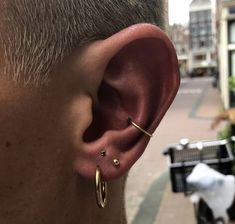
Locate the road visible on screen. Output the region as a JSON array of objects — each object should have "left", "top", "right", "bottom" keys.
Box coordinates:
[{"left": 125, "top": 77, "right": 223, "bottom": 223}]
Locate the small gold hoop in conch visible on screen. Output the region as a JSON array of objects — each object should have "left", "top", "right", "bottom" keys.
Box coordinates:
[
  {"left": 128, "top": 118, "right": 153, "bottom": 138},
  {"left": 95, "top": 166, "right": 108, "bottom": 208}
]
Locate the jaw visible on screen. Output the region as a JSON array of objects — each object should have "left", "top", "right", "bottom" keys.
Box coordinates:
[{"left": 0, "top": 73, "right": 127, "bottom": 223}]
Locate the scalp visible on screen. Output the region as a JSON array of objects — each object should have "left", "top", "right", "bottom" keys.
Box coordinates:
[{"left": 0, "top": 0, "right": 165, "bottom": 85}]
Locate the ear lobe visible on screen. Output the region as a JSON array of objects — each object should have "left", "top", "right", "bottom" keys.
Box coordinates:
[{"left": 74, "top": 24, "right": 180, "bottom": 180}]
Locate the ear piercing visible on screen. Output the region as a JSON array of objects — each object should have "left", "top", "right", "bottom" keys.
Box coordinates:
[
  {"left": 95, "top": 159, "right": 120, "bottom": 208},
  {"left": 95, "top": 166, "right": 107, "bottom": 208},
  {"left": 96, "top": 118, "right": 150, "bottom": 208},
  {"left": 128, "top": 118, "right": 153, "bottom": 138},
  {"left": 101, "top": 150, "right": 106, "bottom": 157},
  {"left": 100, "top": 150, "right": 120, "bottom": 168},
  {"left": 113, "top": 159, "right": 120, "bottom": 167}
]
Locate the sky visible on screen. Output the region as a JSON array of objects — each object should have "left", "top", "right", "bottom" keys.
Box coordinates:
[{"left": 169, "top": 0, "right": 193, "bottom": 25}]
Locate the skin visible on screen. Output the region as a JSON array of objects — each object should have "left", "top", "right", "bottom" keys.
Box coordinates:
[
  {"left": 0, "top": 17, "right": 180, "bottom": 223},
  {"left": 0, "top": 54, "right": 126, "bottom": 224},
  {"left": 211, "top": 108, "right": 235, "bottom": 130}
]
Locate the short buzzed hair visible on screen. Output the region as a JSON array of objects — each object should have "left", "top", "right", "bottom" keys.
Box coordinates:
[{"left": 1, "top": 0, "right": 165, "bottom": 85}]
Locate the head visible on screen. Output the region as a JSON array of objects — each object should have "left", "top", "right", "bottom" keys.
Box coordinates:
[
  {"left": 0, "top": 1, "right": 180, "bottom": 224},
  {"left": 0, "top": 0, "right": 166, "bottom": 84}
]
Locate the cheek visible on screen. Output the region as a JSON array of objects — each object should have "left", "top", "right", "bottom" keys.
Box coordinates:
[
  {"left": 0, "top": 142, "right": 36, "bottom": 204},
  {"left": 0, "top": 94, "right": 74, "bottom": 205},
  {"left": 62, "top": 95, "right": 93, "bottom": 148}
]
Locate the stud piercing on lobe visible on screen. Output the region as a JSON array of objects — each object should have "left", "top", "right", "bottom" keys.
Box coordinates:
[
  {"left": 112, "top": 159, "right": 120, "bottom": 167},
  {"left": 101, "top": 150, "right": 106, "bottom": 157}
]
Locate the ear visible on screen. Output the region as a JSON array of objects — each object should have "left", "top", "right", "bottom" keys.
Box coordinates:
[{"left": 73, "top": 23, "right": 180, "bottom": 180}]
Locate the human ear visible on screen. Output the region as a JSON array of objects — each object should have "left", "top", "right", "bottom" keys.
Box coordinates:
[{"left": 73, "top": 23, "right": 180, "bottom": 180}]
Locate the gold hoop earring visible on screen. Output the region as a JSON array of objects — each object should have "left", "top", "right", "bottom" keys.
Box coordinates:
[
  {"left": 95, "top": 166, "right": 108, "bottom": 208},
  {"left": 128, "top": 118, "right": 153, "bottom": 137}
]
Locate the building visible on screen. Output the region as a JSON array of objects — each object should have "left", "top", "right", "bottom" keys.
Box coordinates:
[
  {"left": 168, "top": 24, "right": 190, "bottom": 77},
  {"left": 217, "top": 0, "right": 235, "bottom": 108},
  {"left": 188, "top": 0, "right": 217, "bottom": 76}
]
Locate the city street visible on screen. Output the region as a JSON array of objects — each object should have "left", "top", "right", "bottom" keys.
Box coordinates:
[{"left": 125, "top": 77, "right": 224, "bottom": 224}]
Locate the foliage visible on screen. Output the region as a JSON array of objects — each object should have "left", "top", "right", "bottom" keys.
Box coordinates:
[
  {"left": 217, "top": 124, "right": 232, "bottom": 140},
  {"left": 229, "top": 76, "right": 235, "bottom": 91}
]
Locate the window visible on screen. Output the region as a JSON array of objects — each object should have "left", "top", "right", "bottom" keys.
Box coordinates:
[
  {"left": 190, "top": 27, "right": 196, "bottom": 35},
  {"left": 200, "top": 28, "right": 206, "bottom": 36},
  {"left": 229, "top": 7, "right": 235, "bottom": 14},
  {"left": 205, "top": 10, "right": 211, "bottom": 21},
  {"left": 190, "top": 23, "right": 199, "bottom": 36},
  {"left": 194, "top": 54, "right": 206, "bottom": 61},
  {"left": 198, "top": 11, "right": 204, "bottom": 22},
  {"left": 229, "top": 21, "right": 235, "bottom": 43},
  {"left": 199, "top": 40, "right": 205, "bottom": 48},
  {"left": 230, "top": 51, "right": 235, "bottom": 76},
  {"left": 191, "top": 38, "right": 198, "bottom": 49},
  {"left": 190, "top": 12, "right": 197, "bottom": 23},
  {"left": 207, "top": 24, "right": 212, "bottom": 35}
]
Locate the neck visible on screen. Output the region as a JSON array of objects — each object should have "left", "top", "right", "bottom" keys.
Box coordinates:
[
  {"left": 30, "top": 175, "right": 128, "bottom": 224},
  {"left": 74, "top": 175, "right": 127, "bottom": 224},
  {"left": 1, "top": 159, "right": 127, "bottom": 224}
]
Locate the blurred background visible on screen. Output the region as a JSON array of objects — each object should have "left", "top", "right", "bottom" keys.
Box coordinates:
[{"left": 125, "top": 0, "right": 235, "bottom": 223}]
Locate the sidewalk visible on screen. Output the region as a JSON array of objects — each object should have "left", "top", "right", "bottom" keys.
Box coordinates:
[
  {"left": 154, "top": 183, "right": 194, "bottom": 224},
  {"left": 153, "top": 84, "right": 225, "bottom": 224}
]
